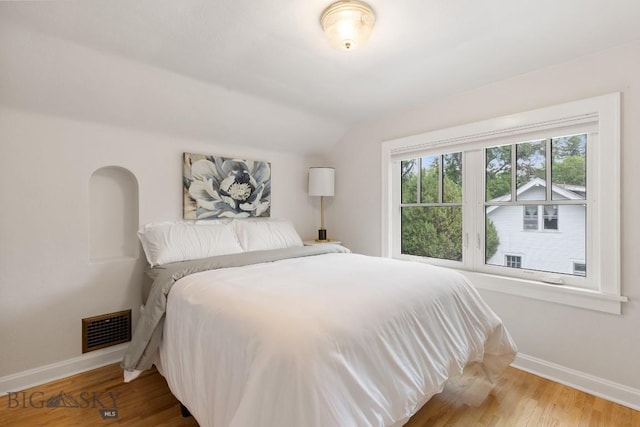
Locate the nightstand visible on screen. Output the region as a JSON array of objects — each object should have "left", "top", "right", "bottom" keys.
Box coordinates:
[{"left": 303, "top": 239, "right": 342, "bottom": 246}]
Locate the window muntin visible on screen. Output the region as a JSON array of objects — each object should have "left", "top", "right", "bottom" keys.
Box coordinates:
[{"left": 505, "top": 255, "right": 522, "bottom": 268}]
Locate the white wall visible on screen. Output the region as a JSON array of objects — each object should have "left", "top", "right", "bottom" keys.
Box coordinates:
[
  {"left": 0, "top": 107, "right": 321, "bottom": 379},
  {"left": 2, "top": 7, "right": 638, "bottom": 406},
  {"left": 0, "top": 20, "right": 345, "bottom": 156},
  {"left": 0, "top": 18, "right": 333, "bottom": 383},
  {"left": 327, "top": 41, "right": 640, "bottom": 395}
]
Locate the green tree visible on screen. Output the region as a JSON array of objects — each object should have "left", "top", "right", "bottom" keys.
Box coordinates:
[
  {"left": 401, "top": 159, "right": 418, "bottom": 203},
  {"left": 516, "top": 141, "right": 546, "bottom": 188},
  {"left": 485, "top": 218, "right": 499, "bottom": 261},
  {"left": 552, "top": 155, "right": 585, "bottom": 186},
  {"left": 401, "top": 206, "right": 462, "bottom": 261},
  {"left": 553, "top": 134, "right": 585, "bottom": 157},
  {"left": 552, "top": 135, "right": 586, "bottom": 187},
  {"left": 485, "top": 145, "right": 512, "bottom": 200},
  {"left": 421, "top": 159, "right": 439, "bottom": 203}
]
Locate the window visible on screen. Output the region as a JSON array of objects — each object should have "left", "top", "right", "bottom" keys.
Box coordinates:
[
  {"left": 573, "top": 262, "right": 586, "bottom": 276},
  {"left": 382, "top": 93, "right": 625, "bottom": 314},
  {"left": 400, "top": 154, "right": 462, "bottom": 261},
  {"left": 523, "top": 206, "right": 538, "bottom": 230},
  {"left": 505, "top": 255, "right": 522, "bottom": 268},
  {"left": 543, "top": 205, "right": 558, "bottom": 230},
  {"left": 522, "top": 205, "right": 560, "bottom": 231}
]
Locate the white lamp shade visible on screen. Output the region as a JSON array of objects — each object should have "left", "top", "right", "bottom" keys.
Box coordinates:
[{"left": 308, "top": 167, "right": 335, "bottom": 196}]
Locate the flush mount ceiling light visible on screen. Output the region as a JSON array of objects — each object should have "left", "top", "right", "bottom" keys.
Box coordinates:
[{"left": 320, "top": 0, "right": 376, "bottom": 51}]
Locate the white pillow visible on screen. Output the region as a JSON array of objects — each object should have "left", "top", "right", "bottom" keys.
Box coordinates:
[
  {"left": 233, "top": 219, "right": 303, "bottom": 252},
  {"left": 138, "top": 221, "right": 243, "bottom": 266}
]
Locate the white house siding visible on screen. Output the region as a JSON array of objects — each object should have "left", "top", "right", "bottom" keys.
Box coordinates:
[{"left": 486, "top": 186, "right": 586, "bottom": 275}]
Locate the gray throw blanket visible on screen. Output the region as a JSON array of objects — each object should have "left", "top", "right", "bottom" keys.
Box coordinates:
[{"left": 121, "top": 244, "right": 351, "bottom": 372}]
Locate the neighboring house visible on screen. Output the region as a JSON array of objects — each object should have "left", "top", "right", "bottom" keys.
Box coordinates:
[{"left": 486, "top": 178, "right": 586, "bottom": 276}]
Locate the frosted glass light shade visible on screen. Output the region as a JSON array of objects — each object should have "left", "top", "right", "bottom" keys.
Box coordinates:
[
  {"left": 320, "top": 0, "right": 375, "bottom": 51},
  {"left": 308, "top": 167, "right": 335, "bottom": 196}
]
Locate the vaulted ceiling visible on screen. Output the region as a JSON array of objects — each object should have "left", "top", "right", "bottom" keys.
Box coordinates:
[{"left": 1, "top": 0, "right": 639, "bottom": 153}]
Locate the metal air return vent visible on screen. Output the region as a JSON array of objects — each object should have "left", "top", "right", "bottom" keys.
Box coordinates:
[{"left": 82, "top": 309, "right": 131, "bottom": 353}]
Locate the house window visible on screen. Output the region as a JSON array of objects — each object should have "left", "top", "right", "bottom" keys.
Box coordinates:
[
  {"left": 523, "top": 206, "right": 538, "bottom": 230},
  {"left": 522, "top": 205, "right": 558, "bottom": 231},
  {"left": 383, "top": 93, "right": 625, "bottom": 313},
  {"left": 573, "top": 262, "right": 587, "bottom": 276},
  {"left": 523, "top": 204, "right": 560, "bottom": 231},
  {"left": 543, "top": 205, "right": 558, "bottom": 230},
  {"left": 505, "top": 255, "right": 522, "bottom": 268},
  {"left": 399, "top": 137, "right": 586, "bottom": 276}
]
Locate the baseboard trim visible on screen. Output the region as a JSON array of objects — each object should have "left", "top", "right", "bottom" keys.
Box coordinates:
[
  {"left": 0, "top": 343, "right": 127, "bottom": 395},
  {"left": 2, "top": 347, "right": 638, "bottom": 411},
  {"left": 513, "top": 353, "right": 640, "bottom": 411}
]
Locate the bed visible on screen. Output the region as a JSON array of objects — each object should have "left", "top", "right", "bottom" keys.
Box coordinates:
[{"left": 123, "top": 220, "right": 517, "bottom": 427}]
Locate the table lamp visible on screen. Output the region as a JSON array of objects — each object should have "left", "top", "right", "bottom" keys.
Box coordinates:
[{"left": 308, "top": 167, "right": 335, "bottom": 241}]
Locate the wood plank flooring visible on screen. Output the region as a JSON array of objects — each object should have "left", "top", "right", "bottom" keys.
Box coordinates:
[{"left": 1, "top": 362, "right": 638, "bottom": 426}]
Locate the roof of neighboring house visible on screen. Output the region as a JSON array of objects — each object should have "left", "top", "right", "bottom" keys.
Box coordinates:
[{"left": 486, "top": 177, "right": 585, "bottom": 214}]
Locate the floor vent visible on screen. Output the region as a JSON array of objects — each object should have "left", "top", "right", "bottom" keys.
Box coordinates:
[{"left": 82, "top": 309, "right": 132, "bottom": 353}]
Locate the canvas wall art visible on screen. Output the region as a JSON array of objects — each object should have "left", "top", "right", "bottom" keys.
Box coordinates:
[{"left": 183, "top": 153, "right": 271, "bottom": 219}]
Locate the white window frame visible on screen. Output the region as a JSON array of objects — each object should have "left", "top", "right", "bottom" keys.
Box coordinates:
[{"left": 381, "top": 93, "right": 626, "bottom": 314}]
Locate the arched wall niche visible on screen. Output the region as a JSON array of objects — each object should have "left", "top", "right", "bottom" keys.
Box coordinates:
[{"left": 89, "top": 166, "right": 139, "bottom": 261}]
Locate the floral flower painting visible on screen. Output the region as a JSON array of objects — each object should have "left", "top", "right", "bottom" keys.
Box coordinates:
[{"left": 183, "top": 153, "right": 271, "bottom": 219}]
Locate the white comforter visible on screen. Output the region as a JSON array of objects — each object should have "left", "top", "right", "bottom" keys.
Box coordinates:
[{"left": 157, "top": 252, "right": 516, "bottom": 427}]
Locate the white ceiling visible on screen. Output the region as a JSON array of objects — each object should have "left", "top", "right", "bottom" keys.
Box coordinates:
[{"left": 2, "top": 0, "right": 640, "bottom": 151}]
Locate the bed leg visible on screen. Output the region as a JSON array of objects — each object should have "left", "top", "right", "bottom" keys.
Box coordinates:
[{"left": 179, "top": 402, "right": 192, "bottom": 418}]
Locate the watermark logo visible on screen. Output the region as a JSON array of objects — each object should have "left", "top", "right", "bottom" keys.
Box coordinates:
[
  {"left": 99, "top": 408, "right": 119, "bottom": 419},
  {"left": 46, "top": 391, "right": 80, "bottom": 408},
  {"left": 7, "top": 390, "right": 121, "bottom": 419}
]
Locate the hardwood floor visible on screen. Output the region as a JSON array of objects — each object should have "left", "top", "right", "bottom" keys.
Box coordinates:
[
  {"left": 406, "top": 363, "right": 640, "bottom": 427},
  {"left": 1, "top": 363, "right": 638, "bottom": 426}
]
